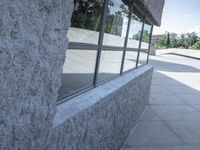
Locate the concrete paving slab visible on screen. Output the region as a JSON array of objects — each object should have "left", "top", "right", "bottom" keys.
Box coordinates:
[
  {"left": 150, "top": 94, "right": 186, "bottom": 106},
  {"left": 176, "top": 94, "right": 200, "bottom": 105},
  {"left": 139, "top": 107, "right": 161, "bottom": 121},
  {"left": 150, "top": 85, "right": 170, "bottom": 94},
  {"left": 123, "top": 121, "right": 183, "bottom": 147},
  {"left": 121, "top": 144, "right": 200, "bottom": 150},
  {"left": 151, "top": 105, "right": 200, "bottom": 121},
  {"left": 191, "top": 105, "right": 200, "bottom": 112},
  {"left": 121, "top": 54, "right": 200, "bottom": 150},
  {"left": 166, "top": 121, "right": 200, "bottom": 144}
]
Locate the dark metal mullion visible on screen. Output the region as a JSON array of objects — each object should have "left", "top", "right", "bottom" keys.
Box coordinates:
[
  {"left": 136, "top": 17, "right": 145, "bottom": 68},
  {"left": 68, "top": 42, "right": 99, "bottom": 50},
  {"left": 147, "top": 25, "right": 154, "bottom": 64},
  {"left": 120, "top": 1, "right": 134, "bottom": 75},
  {"left": 93, "top": 0, "right": 109, "bottom": 86}
]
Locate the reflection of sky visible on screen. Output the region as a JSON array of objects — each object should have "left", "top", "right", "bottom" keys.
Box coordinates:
[
  {"left": 109, "top": 0, "right": 127, "bottom": 15},
  {"left": 122, "top": 18, "right": 143, "bottom": 38},
  {"left": 129, "top": 20, "right": 143, "bottom": 38},
  {"left": 108, "top": 0, "right": 129, "bottom": 37},
  {"left": 108, "top": 0, "right": 145, "bottom": 38},
  {"left": 144, "top": 24, "right": 151, "bottom": 32}
]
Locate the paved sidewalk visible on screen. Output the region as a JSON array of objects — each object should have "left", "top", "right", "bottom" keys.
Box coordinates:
[
  {"left": 156, "top": 49, "right": 200, "bottom": 59},
  {"left": 121, "top": 54, "right": 200, "bottom": 150}
]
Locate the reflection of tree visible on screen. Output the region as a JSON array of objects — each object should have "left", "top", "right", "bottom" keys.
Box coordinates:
[
  {"left": 105, "top": 1, "right": 129, "bottom": 36},
  {"left": 71, "top": 0, "right": 131, "bottom": 36},
  {"left": 105, "top": 11, "right": 123, "bottom": 36},
  {"left": 132, "top": 30, "right": 150, "bottom": 43},
  {"left": 166, "top": 33, "right": 170, "bottom": 48},
  {"left": 71, "top": 0, "right": 102, "bottom": 31}
]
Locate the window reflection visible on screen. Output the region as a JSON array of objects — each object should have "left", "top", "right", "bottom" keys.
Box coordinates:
[
  {"left": 58, "top": 49, "right": 97, "bottom": 99},
  {"left": 123, "top": 51, "right": 137, "bottom": 72},
  {"left": 58, "top": 0, "right": 153, "bottom": 100},
  {"left": 123, "top": 15, "right": 143, "bottom": 71},
  {"left": 138, "top": 23, "right": 151, "bottom": 66},
  {"left": 127, "top": 15, "right": 142, "bottom": 49},
  {"left": 98, "top": 51, "right": 123, "bottom": 82},
  {"left": 103, "top": 0, "right": 129, "bottom": 47},
  {"left": 98, "top": 0, "right": 129, "bottom": 82},
  {"left": 68, "top": 0, "right": 104, "bottom": 44},
  {"left": 141, "top": 24, "right": 151, "bottom": 49}
]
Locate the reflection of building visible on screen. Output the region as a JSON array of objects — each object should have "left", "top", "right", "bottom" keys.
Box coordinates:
[
  {"left": 1, "top": 0, "right": 165, "bottom": 149},
  {"left": 152, "top": 34, "right": 166, "bottom": 46}
]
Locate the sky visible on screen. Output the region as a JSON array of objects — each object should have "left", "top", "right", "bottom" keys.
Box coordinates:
[{"left": 153, "top": 0, "right": 200, "bottom": 35}]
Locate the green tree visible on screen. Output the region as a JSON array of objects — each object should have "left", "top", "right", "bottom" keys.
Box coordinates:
[
  {"left": 132, "top": 32, "right": 140, "bottom": 41},
  {"left": 192, "top": 40, "right": 200, "bottom": 50},
  {"left": 154, "top": 32, "right": 200, "bottom": 50},
  {"left": 132, "top": 30, "right": 150, "bottom": 43},
  {"left": 169, "top": 33, "right": 178, "bottom": 47},
  {"left": 71, "top": 0, "right": 102, "bottom": 31},
  {"left": 166, "top": 33, "right": 170, "bottom": 48}
]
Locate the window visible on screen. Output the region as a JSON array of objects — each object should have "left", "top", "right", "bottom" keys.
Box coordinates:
[
  {"left": 58, "top": 49, "right": 97, "bottom": 99},
  {"left": 58, "top": 0, "right": 154, "bottom": 101},
  {"left": 58, "top": 0, "right": 105, "bottom": 99},
  {"left": 138, "top": 23, "right": 151, "bottom": 66},
  {"left": 123, "top": 15, "right": 143, "bottom": 72},
  {"left": 98, "top": 0, "right": 129, "bottom": 82},
  {"left": 68, "top": 0, "right": 104, "bottom": 44}
]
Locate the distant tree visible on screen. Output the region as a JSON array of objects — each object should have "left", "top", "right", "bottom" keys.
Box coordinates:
[
  {"left": 166, "top": 33, "right": 170, "bottom": 48},
  {"left": 132, "top": 30, "right": 150, "bottom": 43},
  {"left": 169, "top": 33, "right": 178, "bottom": 47},
  {"left": 132, "top": 32, "right": 141, "bottom": 41},
  {"left": 142, "top": 30, "right": 150, "bottom": 43},
  {"left": 192, "top": 40, "right": 200, "bottom": 50},
  {"left": 154, "top": 31, "right": 200, "bottom": 50},
  {"left": 156, "top": 35, "right": 167, "bottom": 49},
  {"left": 186, "top": 32, "right": 199, "bottom": 46}
]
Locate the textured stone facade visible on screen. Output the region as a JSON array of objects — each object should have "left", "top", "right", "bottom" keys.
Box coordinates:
[
  {"left": 0, "top": 0, "right": 73, "bottom": 149},
  {"left": 144, "top": 0, "right": 165, "bottom": 26},
  {"left": 138, "top": 0, "right": 165, "bottom": 26},
  {"left": 0, "top": 0, "right": 163, "bottom": 149},
  {"left": 46, "top": 65, "right": 153, "bottom": 150}
]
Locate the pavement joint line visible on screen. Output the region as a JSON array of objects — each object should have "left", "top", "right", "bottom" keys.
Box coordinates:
[
  {"left": 149, "top": 105, "right": 187, "bottom": 144},
  {"left": 122, "top": 143, "right": 200, "bottom": 148},
  {"left": 121, "top": 54, "right": 200, "bottom": 150}
]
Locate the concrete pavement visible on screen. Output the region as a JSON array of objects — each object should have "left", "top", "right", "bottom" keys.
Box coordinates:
[{"left": 121, "top": 54, "right": 200, "bottom": 150}]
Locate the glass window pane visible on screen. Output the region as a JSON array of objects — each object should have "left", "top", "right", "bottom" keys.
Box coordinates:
[
  {"left": 138, "top": 24, "right": 151, "bottom": 66},
  {"left": 98, "top": 51, "right": 123, "bottom": 82},
  {"left": 123, "top": 51, "right": 137, "bottom": 72},
  {"left": 58, "top": 49, "right": 97, "bottom": 99},
  {"left": 141, "top": 24, "right": 151, "bottom": 49},
  {"left": 68, "top": 0, "right": 104, "bottom": 44},
  {"left": 127, "top": 17, "right": 143, "bottom": 49},
  {"left": 103, "top": 0, "right": 129, "bottom": 47},
  {"left": 123, "top": 15, "right": 142, "bottom": 72}
]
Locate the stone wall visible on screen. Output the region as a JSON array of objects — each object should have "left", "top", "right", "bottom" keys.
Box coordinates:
[
  {"left": 46, "top": 65, "right": 153, "bottom": 150},
  {"left": 0, "top": 0, "right": 73, "bottom": 150},
  {"left": 138, "top": 0, "right": 165, "bottom": 26},
  {"left": 0, "top": 0, "right": 159, "bottom": 149}
]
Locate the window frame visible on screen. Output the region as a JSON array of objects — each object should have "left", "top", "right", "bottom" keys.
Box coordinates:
[{"left": 57, "top": 0, "right": 154, "bottom": 104}]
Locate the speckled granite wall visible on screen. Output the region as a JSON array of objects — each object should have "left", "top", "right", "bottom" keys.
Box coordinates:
[
  {"left": 46, "top": 65, "right": 153, "bottom": 150},
  {"left": 0, "top": 0, "right": 159, "bottom": 149},
  {"left": 143, "top": 0, "right": 165, "bottom": 26},
  {"left": 0, "top": 0, "right": 73, "bottom": 150},
  {"left": 138, "top": 0, "right": 165, "bottom": 26}
]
